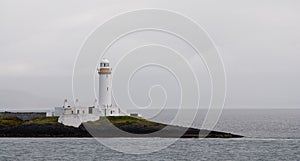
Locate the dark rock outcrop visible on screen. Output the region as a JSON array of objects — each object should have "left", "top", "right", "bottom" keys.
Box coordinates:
[{"left": 0, "top": 116, "right": 243, "bottom": 138}]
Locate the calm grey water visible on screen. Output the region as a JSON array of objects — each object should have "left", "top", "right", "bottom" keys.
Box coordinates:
[{"left": 0, "top": 109, "right": 299, "bottom": 160}]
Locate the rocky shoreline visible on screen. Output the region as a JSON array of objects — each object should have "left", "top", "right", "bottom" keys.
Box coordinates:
[{"left": 0, "top": 116, "right": 243, "bottom": 138}]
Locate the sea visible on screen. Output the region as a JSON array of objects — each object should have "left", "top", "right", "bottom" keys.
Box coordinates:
[{"left": 0, "top": 109, "right": 299, "bottom": 160}]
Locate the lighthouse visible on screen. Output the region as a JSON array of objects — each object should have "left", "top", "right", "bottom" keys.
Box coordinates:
[{"left": 98, "top": 58, "right": 120, "bottom": 116}]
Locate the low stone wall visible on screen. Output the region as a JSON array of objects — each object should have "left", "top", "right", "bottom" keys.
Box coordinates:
[{"left": 0, "top": 112, "right": 46, "bottom": 121}]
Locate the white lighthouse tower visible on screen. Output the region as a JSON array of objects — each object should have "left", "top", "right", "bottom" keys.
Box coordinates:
[{"left": 98, "top": 58, "right": 120, "bottom": 116}]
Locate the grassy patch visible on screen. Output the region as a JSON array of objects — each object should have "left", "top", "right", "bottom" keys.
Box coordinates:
[
  {"left": 23, "top": 117, "right": 59, "bottom": 125},
  {"left": 0, "top": 116, "right": 23, "bottom": 126},
  {"left": 0, "top": 115, "right": 162, "bottom": 128},
  {"left": 105, "top": 116, "right": 162, "bottom": 126},
  {"left": 85, "top": 116, "right": 163, "bottom": 127},
  {"left": 0, "top": 116, "right": 60, "bottom": 126}
]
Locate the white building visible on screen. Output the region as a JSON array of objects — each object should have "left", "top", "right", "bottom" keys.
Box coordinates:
[
  {"left": 57, "top": 99, "right": 100, "bottom": 127},
  {"left": 56, "top": 59, "right": 125, "bottom": 127}
]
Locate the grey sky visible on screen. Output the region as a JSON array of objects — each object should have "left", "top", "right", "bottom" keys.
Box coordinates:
[{"left": 0, "top": 0, "right": 299, "bottom": 109}]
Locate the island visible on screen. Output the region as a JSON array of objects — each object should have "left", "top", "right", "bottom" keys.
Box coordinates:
[{"left": 0, "top": 116, "right": 243, "bottom": 138}]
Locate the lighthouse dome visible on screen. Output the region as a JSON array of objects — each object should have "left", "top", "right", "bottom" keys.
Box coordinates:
[{"left": 101, "top": 58, "right": 109, "bottom": 64}]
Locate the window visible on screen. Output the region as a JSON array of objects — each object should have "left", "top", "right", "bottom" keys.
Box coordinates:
[
  {"left": 107, "top": 87, "right": 108, "bottom": 91},
  {"left": 88, "top": 107, "right": 93, "bottom": 114},
  {"left": 111, "top": 111, "right": 113, "bottom": 114},
  {"left": 77, "top": 110, "right": 79, "bottom": 114}
]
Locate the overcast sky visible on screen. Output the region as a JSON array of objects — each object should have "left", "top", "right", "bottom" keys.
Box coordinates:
[{"left": 0, "top": 0, "right": 299, "bottom": 109}]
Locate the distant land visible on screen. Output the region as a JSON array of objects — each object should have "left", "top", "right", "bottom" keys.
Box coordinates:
[{"left": 0, "top": 116, "right": 243, "bottom": 138}]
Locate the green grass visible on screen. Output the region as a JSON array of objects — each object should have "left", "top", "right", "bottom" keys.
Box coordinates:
[
  {"left": 0, "top": 115, "right": 162, "bottom": 127},
  {"left": 0, "top": 116, "right": 23, "bottom": 126},
  {"left": 84, "top": 116, "right": 164, "bottom": 127},
  {"left": 23, "top": 116, "right": 59, "bottom": 125},
  {"left": 105, "top": 116, "right": 162, "bottom": 126},
  {"left": 0, "top": 116, "right": 59, "bottom": 126}
]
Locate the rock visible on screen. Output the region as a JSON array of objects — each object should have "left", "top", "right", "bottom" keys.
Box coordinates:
[{"left": 0, "top": 116, "right": 243, "bottom": 138}]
